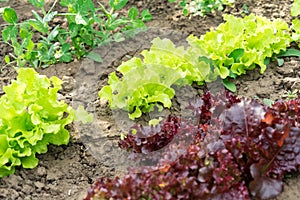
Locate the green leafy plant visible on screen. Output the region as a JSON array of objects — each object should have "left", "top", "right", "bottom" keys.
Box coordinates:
[
  {"left": 168, "top": 0, "right": 235, "bottom": 17},
  {"left": 291, "top": 0, "right": 300, "bottom": 48},
  {"left": 99, "top": 14, "right": 296, "bottom": 120},
  {"left": 0, "top": 0, "right": 152, "bottom": 68},
  {"left": 188, "top": 14, "right": 292, "bottom": 87},
  {"left": 99, "top": 37, "right": 215, "bottom": 119},
  {"left": 0, "top": 68, "right": 92, "bottom": 178},
  {"left": 100, "top": 63, "right": 181, "bottom": 120},
  {"left": 282, "top": 89, "right": 299, "bottom": 99},
  {"left": 291, "top": 0, "right": 300, "bottom": 17},
  {"left": 242, "top": 3, "right": 249, "bottom": 15}
]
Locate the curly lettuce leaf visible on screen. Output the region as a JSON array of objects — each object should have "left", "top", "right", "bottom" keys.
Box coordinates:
[
  {"left": 291, "top": 0, "right": 300, "bottom": 17},
  {"left": 99, "top": 14, "right": 292, "bottom": 120},
  {"left": 74, "top": 105, "right": 94, "bottom": 124},
  {"left": 141, "top": 37, "right": 214, "bottom": 85},
  {"left": 99, "top": 63, "right": 181, "bottom": 119},
  {"left": 99, "top": 37, "right": 216, "bottom": 119},
  {"left": 0, "top": 68, "right": 75, "bottom": 178},
  {"left": 292, "top": 19, "right": 300, "bottom": 47},
  {"left": 188, "top": 14, "right": 291, "bottom": 78}
]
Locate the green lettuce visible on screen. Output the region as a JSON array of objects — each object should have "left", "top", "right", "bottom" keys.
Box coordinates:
[
  {"left": 291, "top": 0, "right": 300, "bottom": 47},
  {"left": 99, "top": 38, "right": 213, "bottom": 119},
  {"left": 100, "top": 63, "right": 181, "bottom": 120},
  {"left": 99, "top": 14, "right": 293, "bottom": 120},
  {"left": 292, "top": 19, "right": 300, "bottom": 43},
  {"left": 141, "top": 38, "right": 217, "bottom": 85},
  {"left": 0, "top": 68, "right": 77, "bottom": 178},
  {"left": 188, "top": 14, "right": 291, "bottom": 78},
  {"left": 291, "top": 0, "right": 300, "bottom": 17}
]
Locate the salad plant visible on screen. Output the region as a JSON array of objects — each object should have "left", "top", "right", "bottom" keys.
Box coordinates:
[
  {"left": 0, "top": 0, "right": 152, "bottom": 68},
  {"left": 0, "top": 68, "right": 92, "bottom": 178},
  {"left": 291, "top": 0, "right": 300, "bottom": 47},
  {"left": 99, "top": 37, "right": 217, "bottom": 119},
  {"left": 86, "top": 91, "right": 300, "bottom": 200},
  {"left": 168, "top": 0, "right": 235, "bottom": 17},
  {"left": 100, "top": 14, "right": 294, "bottom": 120},
  {"left": 188, "top": 14, "right": 291, "bottom": 80}
]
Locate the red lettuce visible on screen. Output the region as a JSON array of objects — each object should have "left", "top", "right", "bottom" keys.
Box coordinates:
[{"left": 85, "top": 92, "right": 300, "bottom": 200}]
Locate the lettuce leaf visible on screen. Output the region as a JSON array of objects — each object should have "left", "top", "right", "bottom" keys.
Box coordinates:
[
  {"left": 291, "top": 0, "right": 300, "bottom": 17},
  {"left": 292, "top": 19, "right": 300, "bottom": 47},
  {"left": 100, "top": 14, "right": 292, "bottom": 120},
  {"left": 99, "top": 37, "right": 214, "bottom": 120},
  {"left": 0, "top": 68, "right": 74, "bottom": 178},
  {"left": 100, "top": 63, "right": 181, "bottom": 119},
  {"left": 188, "top": 14, "right": 291, "bottom": 78}
]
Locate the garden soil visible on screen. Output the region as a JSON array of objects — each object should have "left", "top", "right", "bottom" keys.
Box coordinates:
[{"left": 0, "top": 0, "right": 300, "bottom": 199}]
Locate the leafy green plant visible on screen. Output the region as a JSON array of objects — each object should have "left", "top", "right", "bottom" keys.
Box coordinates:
[
  {"left": 291, "top": 0, "right": 300, "bottom": 48},
  {"left": 0, "top": 0, "right": 152, "bottom": 68},
  {"left": 188, "top": 14, "right": 292, "bottom": 87},
  {"left": 242, "top": 4, "right": 249, "bottom": 15},
  {"left": 282, "top": 89, "right": 299, "bottom": 99},
  {"left": 99, "top": 14, "right": 296, "bottom": 120},
  {"left": 100, "top": 63, "right": 181, "bottom": 120},
  {"left": 291, "top": 0, "right": 300, "bottom": 17},
  {"left": 0, "top": 68, "right": 92, "bottom": 178},
  {"left": 168, "top": 0, "right": 235, "bottom": 17},
  {"left": 99, "top": 37, "right": 215, "bottom": 119}
]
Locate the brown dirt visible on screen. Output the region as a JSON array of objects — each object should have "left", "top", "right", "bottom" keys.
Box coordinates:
[{"left": 0, "top": 0, "right": 299, "bottom": 200}]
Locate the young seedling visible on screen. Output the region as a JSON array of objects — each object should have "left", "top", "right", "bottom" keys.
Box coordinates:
[
  {"left": 168, "top": 0, "right": 235, "bottom": 17},
  {"left": 0, "top": 0, "right": 152, "bottom": 68},
  {"left": 282, "top": 89, "right": 299, "bottom": 99},
  {"left": 291, "top": 0, "right": 300, "bottom": 48}
]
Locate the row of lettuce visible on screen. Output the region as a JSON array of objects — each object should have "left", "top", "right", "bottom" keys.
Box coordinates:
[
  {"left": 86, "top": 91, "right": 300, "bottom": 200},
  {"left": 99, "top": 11, "right": 300, "bottom": 120}
]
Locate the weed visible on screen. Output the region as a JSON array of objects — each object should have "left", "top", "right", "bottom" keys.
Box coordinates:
[{"left": 0, "top": 0, "right": 152, "bottom": 68}]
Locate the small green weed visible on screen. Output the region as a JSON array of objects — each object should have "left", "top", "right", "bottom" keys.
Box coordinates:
[
  {"left": 168, "top": 0, "right": 235, "bottom": 17},
  {"left": 282, "top": 89, "right": 299, "bottom": 99},
  {"left": 0, "top": 0, "right": 152, "bottom": 68},
  {"left": 291, "top": 0, "right": 300, "bottom": 48}
]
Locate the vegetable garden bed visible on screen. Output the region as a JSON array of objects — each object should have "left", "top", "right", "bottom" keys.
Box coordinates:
[{"left": 0, "top": 0, "right": 300, "bottom": 199}]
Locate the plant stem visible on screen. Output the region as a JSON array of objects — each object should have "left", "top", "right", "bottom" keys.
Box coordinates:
[
  {"left": 48, "top": 0, "right": 58, "bottom": 14},
  {"left": 98, "top": 2, "right": 112, "bottom": 18},
  {"left": 0, "top": 22, "right": 26, "bottom": 27},
  {"left": 56, "top": 13, "right": 77, "bottom": 16}
]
